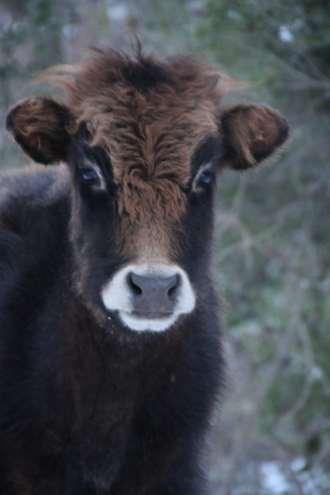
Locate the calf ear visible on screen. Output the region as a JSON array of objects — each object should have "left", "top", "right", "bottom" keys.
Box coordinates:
[
  {"left": 6, "top": 97, "right": 73, "bottom": 164},
  {"left": 220, "top": 104, "right": 289, "bottom": 170}
]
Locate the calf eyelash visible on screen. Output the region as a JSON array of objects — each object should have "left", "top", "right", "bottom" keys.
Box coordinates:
[
  {"left": 192, "top": 163, "right": 215, "bottom": 193},
  {"left": 79, "top": 163, "right": 107, "bottom": 192}
]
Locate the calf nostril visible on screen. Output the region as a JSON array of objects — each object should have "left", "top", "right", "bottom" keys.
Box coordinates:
[
  {"left": 167, "top": 274, "right": 180, "bottom": 300},
  {"left": 127, "top": 272, "right": 181, "bottom": 307},
  {"left": 127, "top": 272, "right": 143, "bottom": 296}
]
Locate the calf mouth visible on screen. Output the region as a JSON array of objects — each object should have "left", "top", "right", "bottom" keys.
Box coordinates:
[{"left": 116, "top": 309, "right": 180, "bottom": 333}]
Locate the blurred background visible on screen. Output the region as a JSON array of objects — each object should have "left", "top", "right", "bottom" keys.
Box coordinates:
[{"left": 0, "top": 1, "right": 329, "bottom": 493}]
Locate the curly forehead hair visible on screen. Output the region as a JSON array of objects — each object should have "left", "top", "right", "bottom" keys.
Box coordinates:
[{"left": 39, "top": 47, "right": 234, "bottom": 228}]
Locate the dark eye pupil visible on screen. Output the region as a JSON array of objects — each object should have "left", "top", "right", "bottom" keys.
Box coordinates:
[
  {"left": 199, "top": 170, "right": 213, "bottom": 185},
  {"left": 80, "top": 166, "right": 99, "bottom": 183}
]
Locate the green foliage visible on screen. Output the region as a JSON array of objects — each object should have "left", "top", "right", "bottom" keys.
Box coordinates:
[{"left": 198, "top": 1, "right": 330, "bottom": 492}]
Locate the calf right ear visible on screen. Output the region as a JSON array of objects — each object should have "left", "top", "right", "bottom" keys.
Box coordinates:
[{"left": 6, "top": 97, "right": 74, "bottom": 165}]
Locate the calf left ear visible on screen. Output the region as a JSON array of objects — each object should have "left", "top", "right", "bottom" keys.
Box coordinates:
[
  {"left": 6, "top": 97, "right": 73, "bottom": 164},
  {"left": 219, "top": 104, "right": 289, "bottom": 170}
]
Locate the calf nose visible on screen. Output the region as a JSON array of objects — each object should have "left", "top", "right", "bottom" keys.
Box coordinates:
[{"left": 127, "top": 272, "right": 180, "bottom": 316}]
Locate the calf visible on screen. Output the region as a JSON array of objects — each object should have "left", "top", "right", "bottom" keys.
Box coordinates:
[{"left": 0, "top": 47, "right": 288, "bottom": 494}]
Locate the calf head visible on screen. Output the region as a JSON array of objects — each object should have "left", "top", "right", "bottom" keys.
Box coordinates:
[{"left": 6, "top": 49, "right": 289, "bottom": 333}]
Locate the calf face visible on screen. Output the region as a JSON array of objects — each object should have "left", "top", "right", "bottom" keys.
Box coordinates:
[{"left": 6, "top": 49, "right": 289, "bottom": 333}]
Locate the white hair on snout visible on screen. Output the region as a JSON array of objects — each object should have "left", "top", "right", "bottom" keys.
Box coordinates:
[{"left": 101, "top": 263, "right": 196, "bottom": 332}]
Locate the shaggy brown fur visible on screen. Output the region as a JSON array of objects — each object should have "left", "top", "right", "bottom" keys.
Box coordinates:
[
  {"left": 7, "top": 48, "right": 288, "bottom": 257},
  {"left": 38, "top": 49, "right": 234, "bottom": 255}
]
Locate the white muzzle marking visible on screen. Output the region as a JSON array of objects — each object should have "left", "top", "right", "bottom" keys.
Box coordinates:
[{"left": 101, "top": 263, "right": 196, "bottom": 332}]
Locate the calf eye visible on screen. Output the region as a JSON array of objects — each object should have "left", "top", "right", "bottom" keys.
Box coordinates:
[
  {"left": 192, "top": 165, "right": 215, "bottom": 193},
  {"left": 79, "top": 166, "right": 100, "bottom": 185},
  {"left": 198, "top": 169, "right": 214, "bottom": 187}
]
